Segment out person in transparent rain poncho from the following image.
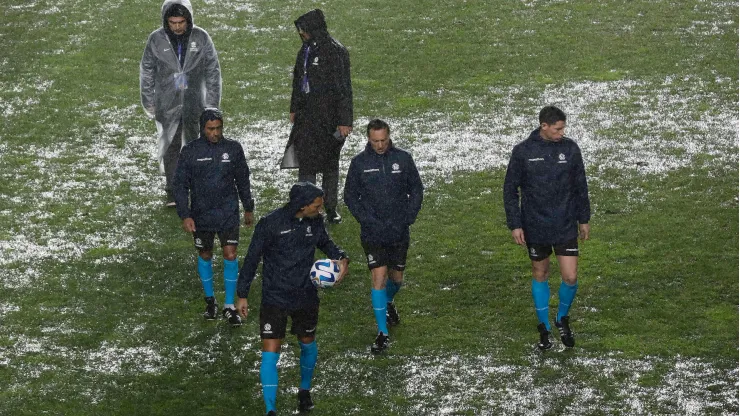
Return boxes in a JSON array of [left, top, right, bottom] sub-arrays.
[[140, 0, 222, 207]]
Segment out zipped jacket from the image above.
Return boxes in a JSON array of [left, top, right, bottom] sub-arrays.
[[140, 0, 222, 162], [287, 9, 353, 173], [173, 136, 254, 231], [238, 183, 347, 310], [344, 142, 424, 245], [503, 128, 591, 244]]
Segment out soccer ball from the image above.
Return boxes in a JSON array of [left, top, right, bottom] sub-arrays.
[[310, 259, 340, 288]]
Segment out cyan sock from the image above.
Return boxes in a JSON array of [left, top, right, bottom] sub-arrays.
[[260, 351, 280, 413], [198, 257, 214, 298], [531, 279, 551, 330], [299, 341, 318, 390], [557, 280, 578, 323], [371, 288, 389, 335], [223, 258, 238, 306], [386, 279, 402, 302]]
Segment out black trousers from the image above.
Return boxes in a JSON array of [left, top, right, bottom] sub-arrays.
[[163, 121, 198, 194], [298, 157, 339, 212]]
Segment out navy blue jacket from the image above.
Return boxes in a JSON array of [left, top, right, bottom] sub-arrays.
[[503, 128, 591, 244], [173, 136, 254, 231], [344, 142, 424, 245], [238, 184, 347, 310]]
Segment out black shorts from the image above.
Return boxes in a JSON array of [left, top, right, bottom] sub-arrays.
[[527, 239, 579, 261], [259, 303, 319, 339], [193, 226, 240, 251], [361, 241, 409, 271]]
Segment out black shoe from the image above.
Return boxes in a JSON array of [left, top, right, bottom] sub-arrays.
[[266, 411, 277, 416], [555, 316, 575, 347], [386, 302, 400, 327], [203, 297, 218, 320], [537, 323, 553, 351], [165, 191, 176, 208], [325, 209, 342, 224], [371, 332, 389, 354], [222, 307, 242, 327], [298, 389, 314, 412]]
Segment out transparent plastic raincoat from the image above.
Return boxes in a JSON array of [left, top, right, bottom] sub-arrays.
[[139, 0, 221, 172]]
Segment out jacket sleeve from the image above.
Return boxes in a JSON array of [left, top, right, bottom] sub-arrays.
[[331, 44, 353, 127], [572, 145, 591, 224], [140, 34, 157, 118], [503, 146, 524, 230], [234, 144, 254, 212], [173, 145, 192, 220], [238, 220, 266, 298], [343, 158, 376, 226], [405, 154, 424, 225], [316, 222, 347, 260], [290, 49, 302, 114], [202, 32, 222, 108]]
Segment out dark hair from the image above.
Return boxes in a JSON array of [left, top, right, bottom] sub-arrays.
[[199, 108, 223, 133], [539, 106, 566, 125], [366, 119, 391, 137], [165, 4, 189, 19]]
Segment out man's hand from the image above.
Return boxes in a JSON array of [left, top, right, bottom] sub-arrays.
[[237, 297, 249, 319], [182, 218, 196, 233], [338, 125, 352, 138], [290, 112, 295, 124], [579, 223, 590, 241], [244, 211, 254, 227], [333, 258, 350, 285], [511, 228, 526, 246]]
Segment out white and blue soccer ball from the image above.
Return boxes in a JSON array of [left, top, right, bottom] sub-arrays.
[[310, 259, 340, 288]]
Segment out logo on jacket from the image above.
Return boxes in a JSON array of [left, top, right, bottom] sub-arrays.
[[222, 153, 230, 162], [305, 226, 313, 236], [312, 57, 319, 65], [392, 163, 401, 173], [189, 41, 198, 52], [558, 153, 567, 164]]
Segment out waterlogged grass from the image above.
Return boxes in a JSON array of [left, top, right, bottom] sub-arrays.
[[1, 0, 738, 414]]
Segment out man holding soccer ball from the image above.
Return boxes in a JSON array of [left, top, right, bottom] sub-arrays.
[[344, 119, 424, 354], [503, 106, 591, 350], [237, 181, 349, 415]]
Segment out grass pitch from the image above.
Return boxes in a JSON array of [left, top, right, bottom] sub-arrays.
[[0, 0, 737, 415]]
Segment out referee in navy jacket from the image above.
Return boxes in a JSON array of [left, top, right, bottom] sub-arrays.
[[237, 182, 348, 414], [503, 105, 591, 351], [344, 119, 424, 354], [173, 108, 254, 326]]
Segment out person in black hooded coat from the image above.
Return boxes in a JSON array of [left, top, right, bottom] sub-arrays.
[[286, 9, 353, 224]]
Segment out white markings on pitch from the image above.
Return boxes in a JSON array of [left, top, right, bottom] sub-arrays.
[[0, 77, 736, 278], [400, 353, 737, 415]]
